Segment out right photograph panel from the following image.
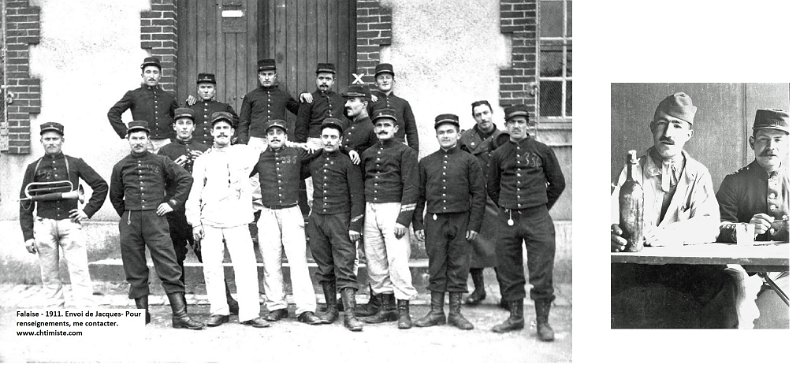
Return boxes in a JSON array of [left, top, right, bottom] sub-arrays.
[[609, 83, 789, 329]]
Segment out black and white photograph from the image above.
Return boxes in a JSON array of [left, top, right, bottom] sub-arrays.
[[609, 83, 789, 329], [0, 0, 572, 364]]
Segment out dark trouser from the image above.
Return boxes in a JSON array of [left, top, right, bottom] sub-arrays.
[[496, 205, 555, 303], [119, 210, 185, 299], [611, 263, 738, 328], [424, 211, 471, 293], [298, 181, 310, 218], [166, 210, 198, 284], [306, 211, 358, 291]]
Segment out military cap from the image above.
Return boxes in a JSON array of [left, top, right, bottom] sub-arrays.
[[321, 117, 344, 134], [197, 73, 216, 84], [753, 108, 789, 134], [375, 63, 394, 77], [210, 111, 235, 127], [127, 120, 151, 134], [174, 107, 195, 122], [434, 113, 460, 130], [140, 56, 161, 70], [654, 92, 697, 124], [257, 59, 277, 72], [316, 63, 336, 75], [372, 108, 398, 124], [342, 84, 371, 99], [39, 122, 64, 135], [504, 105, 530, 122], [266, 119, 288, 132]]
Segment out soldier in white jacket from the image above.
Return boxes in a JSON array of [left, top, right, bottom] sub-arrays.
[[185, 111, 270, 328]]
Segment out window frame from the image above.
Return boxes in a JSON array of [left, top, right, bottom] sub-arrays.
[[536, 0, 572, 126]]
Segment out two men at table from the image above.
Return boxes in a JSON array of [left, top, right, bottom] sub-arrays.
[[610, 92, 749, 328]]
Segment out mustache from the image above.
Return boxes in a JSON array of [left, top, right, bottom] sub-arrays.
[[659, 138, 675, 145], [759, 150, 777, 157]]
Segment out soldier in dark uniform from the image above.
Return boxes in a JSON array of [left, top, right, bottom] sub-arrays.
[[19, 122, 108, 308], [156, 108, 239, 314], [413, 114, 486, 330], [487, 105, 565, 340], [458, 100, 508, 308], [239, 59, 303, 147], [108, 56, 179, 153], [295, 63, 345, 149], [360, 108, 419, 329], [109, 120, 204, 329], [186, 73, 239, 146], [305, 118, 366, 331], [716, 108, 790, 328], [342, 84, 378, 164], [367, 63, 419, 151]]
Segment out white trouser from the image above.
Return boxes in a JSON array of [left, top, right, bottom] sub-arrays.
[[147, 138, 172, 153], [33, 217, 94, 307], [257, 206, 317, 314], [362, 202, 417, 300], [725, 264, 763, 329], [201, 225, 261, 321]]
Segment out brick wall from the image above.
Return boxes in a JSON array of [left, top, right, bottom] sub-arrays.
[[140, 0, 178, 92], [2, 0, 41, 154], [499, 0, 535, 111], [355, 0, 392, 85]]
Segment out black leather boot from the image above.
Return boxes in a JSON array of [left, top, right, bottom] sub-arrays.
[[464, 269, 486, 306], [413, 291, 446, 327], [362, 293, 398, 324], [167, 292, 205, 330], [225, 283, 239, 315], [447, 292, 474, 330], [491, 299, 524, 333], [397, 299, 411, 329], [318, 282, 338, 324], [134, 295, 150, 324], [354, 289, 381, 317], [534, 299, 555, 341], [341, 288, 363, 332]]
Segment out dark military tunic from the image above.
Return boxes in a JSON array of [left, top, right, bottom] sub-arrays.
[[342, 115, 377, 157], [238, 84, 301, 144], [368, 91, 419, 151], [19, 153, 108, 241], [188, 100, 238, 146], [108, 85, 179, 140], [716, 161, 789, 242], [295, 90, 345, 142], [361, 138, 419, 227], [253, 146, 316, 209]]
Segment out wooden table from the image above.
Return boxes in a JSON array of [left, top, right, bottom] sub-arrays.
[[611, 241, 789, 272], [612, 241, 790, 305]]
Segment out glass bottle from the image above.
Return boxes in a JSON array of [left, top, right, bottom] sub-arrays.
[[619, 150, 644, 252]]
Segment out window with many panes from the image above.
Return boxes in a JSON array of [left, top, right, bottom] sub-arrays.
[[538, 0, 571, 125]]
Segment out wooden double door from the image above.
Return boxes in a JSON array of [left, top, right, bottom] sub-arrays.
[[176, 0, 356, 114]]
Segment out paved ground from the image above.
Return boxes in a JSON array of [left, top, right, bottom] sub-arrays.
[[0, 282, 571, 364]]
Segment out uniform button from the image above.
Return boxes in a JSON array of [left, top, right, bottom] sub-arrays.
[[517, 173, 521, 177], [443, 199, 447, 203], [769, 193, 777, 199], [443, 193, 446, 197]]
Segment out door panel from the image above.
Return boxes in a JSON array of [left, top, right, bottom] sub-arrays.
[[177, 0, 355, 114]]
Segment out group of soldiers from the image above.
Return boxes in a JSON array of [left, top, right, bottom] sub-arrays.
[[610, 92, 790, 328], [19, 55, 566, 340]]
